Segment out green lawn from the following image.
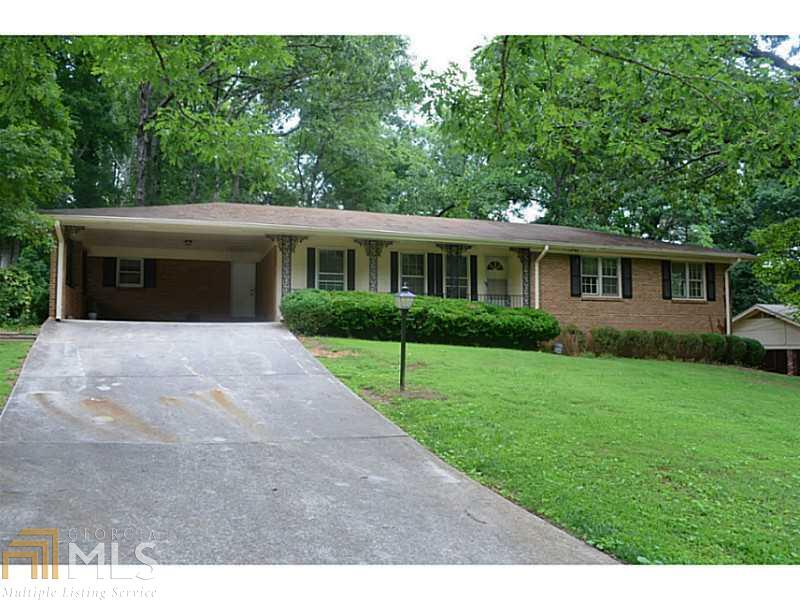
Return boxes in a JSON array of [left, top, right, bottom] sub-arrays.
[[305, 337, 800, 565], [0, 341, 32, 410]]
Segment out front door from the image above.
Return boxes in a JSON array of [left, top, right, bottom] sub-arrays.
[[230, 262, 256, 319]]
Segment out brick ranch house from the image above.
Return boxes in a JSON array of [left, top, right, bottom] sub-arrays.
[[45, 203, 752, 334]]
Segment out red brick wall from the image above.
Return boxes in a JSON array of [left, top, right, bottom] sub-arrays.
[[85, 257, 231, 321], [538, 253, 727, 333]]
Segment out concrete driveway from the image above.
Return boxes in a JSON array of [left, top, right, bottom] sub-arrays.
[[0, 320, 613, 564]]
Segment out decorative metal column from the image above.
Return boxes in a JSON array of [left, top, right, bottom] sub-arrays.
[[511, 248, 532, 307], [268, 235, 307, 299], [354, 239, 393, 292]]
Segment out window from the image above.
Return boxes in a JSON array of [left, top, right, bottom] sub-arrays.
[[671, 262, 705, 300], [445, 254, 468, 299], [581, 257, 620, 297], [400, 253, 425, 295], [318, 249, 345, 291], [117, 258, 144, 288]]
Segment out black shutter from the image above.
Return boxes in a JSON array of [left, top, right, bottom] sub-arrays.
[[306, 247, 316, 289], [102, 257, 116, 287], [143, 259, 157, 288], [569, 255, 581, 297], [427, 253, 443, 296], [390, 251, 399, 293], [66, 239, 75, 288], [469, 255, 478, 301], [621, 257, 633, 299], [706, 263, 716, 301], [661, 260, 672, 300], [347, 249, 355, 291]]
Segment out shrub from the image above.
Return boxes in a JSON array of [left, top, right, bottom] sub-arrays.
[[675, 333, 705, 361], [557, 324, 588, 356], [581, 325, 766, 369], [623, 330, 657, 359], [652, 330, 678, 358], [281, 289, 561, 350], [725, 335, 749, 366], [700, 333, 727, 363], [590, 326, 622, 355], [742, 337, 766, 368], [0, 267, 34, 325]]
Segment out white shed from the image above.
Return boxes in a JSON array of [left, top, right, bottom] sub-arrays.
[[732, 304, 800, 375]]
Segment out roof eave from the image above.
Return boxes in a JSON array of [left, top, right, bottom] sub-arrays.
[[51, 213, 753, 262]]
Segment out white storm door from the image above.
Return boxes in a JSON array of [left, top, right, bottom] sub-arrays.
[[231, 262, 256, 318]]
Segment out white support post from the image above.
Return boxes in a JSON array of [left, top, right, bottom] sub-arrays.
[[533, 245, 550, 309], [54, 221, 65, 321]]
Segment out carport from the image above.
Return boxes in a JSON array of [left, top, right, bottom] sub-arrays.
[[52, 222, 280, 322]]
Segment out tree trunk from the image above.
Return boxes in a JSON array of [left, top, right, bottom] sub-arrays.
[[135, 82, 153, 206], [148, 132, 161, 205]]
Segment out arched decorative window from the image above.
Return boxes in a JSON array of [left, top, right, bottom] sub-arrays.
[[486, 260, 505, 272]]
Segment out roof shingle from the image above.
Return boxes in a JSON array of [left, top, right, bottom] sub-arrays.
[[45, 202, 752, 260]]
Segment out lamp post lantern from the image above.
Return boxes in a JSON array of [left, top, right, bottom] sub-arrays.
[[394, 285, 416, 390]]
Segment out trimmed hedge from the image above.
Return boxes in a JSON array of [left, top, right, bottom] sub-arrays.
[[281, 289, 561, 350], [587, 326, 765, 368]]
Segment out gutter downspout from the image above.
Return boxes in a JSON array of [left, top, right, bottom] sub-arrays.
[[54, 221, 65, 321], [724, 259, 741, 336], [534, 245, 550, 309]]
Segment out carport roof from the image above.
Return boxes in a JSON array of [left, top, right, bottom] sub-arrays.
[[46, 202, 752, 261]]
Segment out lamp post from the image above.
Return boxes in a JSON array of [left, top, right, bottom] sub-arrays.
[[394, 285, 416, 390]]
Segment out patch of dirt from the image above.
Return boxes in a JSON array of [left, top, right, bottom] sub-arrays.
[[302, 338, 359, 359], [407, 361, 428, 371], [359, 385, 447, 405]]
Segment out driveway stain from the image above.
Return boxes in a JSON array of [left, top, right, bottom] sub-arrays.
[[158, 395, 183, 407], [191, 387, 264, 436], [80, 397, 177, 443]]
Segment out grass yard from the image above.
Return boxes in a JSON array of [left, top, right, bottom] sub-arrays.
[[0, 341, 32, 410], [305, 336, 800, 565]]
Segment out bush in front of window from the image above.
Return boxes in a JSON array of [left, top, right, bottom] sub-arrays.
[[280, 289, 561, 350], [588, 326, 622, 355], [587, 326, 765, 368]]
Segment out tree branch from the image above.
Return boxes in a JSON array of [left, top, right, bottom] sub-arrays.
[[495, 35, 511, 135], [742, 45, 800, 73], [562, 35, 724, 112]]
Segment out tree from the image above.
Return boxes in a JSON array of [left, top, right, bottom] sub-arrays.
[[0, 36, 73, 244], [752, 218, 800, 313], [83, 36, 293, 205], [437, 36, 800, 243]]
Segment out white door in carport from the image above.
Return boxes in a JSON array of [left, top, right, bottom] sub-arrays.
[[230, 262, 256, 318]]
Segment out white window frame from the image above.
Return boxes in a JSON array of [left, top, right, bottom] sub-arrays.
[[671, 261, 706, 300], [399, 252, 426, 295], [116, 257, 144, 288], [581, 256, 621, 298], [316, 248, 347, 291]]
